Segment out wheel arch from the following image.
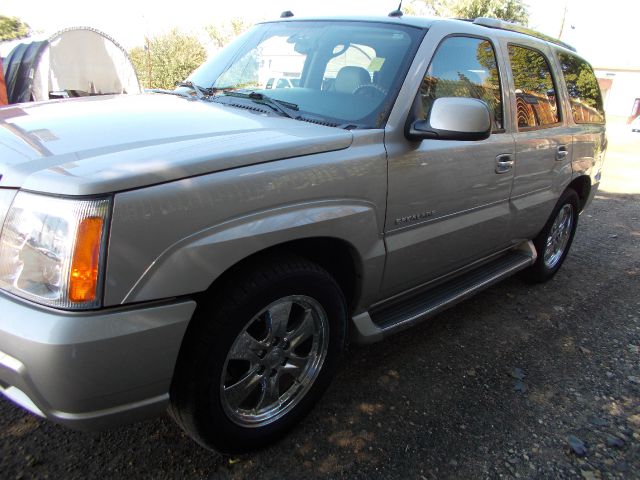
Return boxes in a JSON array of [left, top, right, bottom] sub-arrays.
[[196, 237, 363, 313], [568, 175, 591, 212]]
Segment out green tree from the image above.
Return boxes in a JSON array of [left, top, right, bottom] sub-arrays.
[[205, 18, 251, 49], [0, 15, 30, 41], [129, 29, 207, 90], [557, 52, 601, 109], [508, 44, 554, 94], [419, 0, 529, 25]]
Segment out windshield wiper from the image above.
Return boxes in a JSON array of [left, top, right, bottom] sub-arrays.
[[221, 91, 299, 119], [176, 81, 217, 99], [147, 88, 192, 98]]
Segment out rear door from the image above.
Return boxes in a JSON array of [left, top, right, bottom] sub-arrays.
[[502, 41, 574, 240]]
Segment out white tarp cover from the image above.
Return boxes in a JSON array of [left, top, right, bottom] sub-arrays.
[[31, 28, 140, 101]]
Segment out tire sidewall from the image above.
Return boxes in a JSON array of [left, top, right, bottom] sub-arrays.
[[188, 267, 346, 452], [530, 189, 580, 281]]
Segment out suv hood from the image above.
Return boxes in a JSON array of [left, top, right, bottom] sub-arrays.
[[0, 94, 353, 195]]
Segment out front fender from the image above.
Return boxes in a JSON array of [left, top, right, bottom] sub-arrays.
[[121, 201, 385, 305]]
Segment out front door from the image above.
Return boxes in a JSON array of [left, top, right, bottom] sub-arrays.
[[382, 35, 515, 297]]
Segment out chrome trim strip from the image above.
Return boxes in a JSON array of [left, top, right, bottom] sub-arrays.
[[386, 198, 507, 234]]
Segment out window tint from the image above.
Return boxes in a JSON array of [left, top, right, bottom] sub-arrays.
[[420, 36, 503, 131], [508, 45, 560, 129], [556, 52, 605, 124]]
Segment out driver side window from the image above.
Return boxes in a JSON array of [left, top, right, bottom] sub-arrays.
[[420, 36, 504, 132]]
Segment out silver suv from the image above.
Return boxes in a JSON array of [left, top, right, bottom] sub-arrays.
[[0, 14, 606, 453]]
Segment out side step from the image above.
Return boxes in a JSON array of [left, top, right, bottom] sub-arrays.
[[351, 241, 537, 344]]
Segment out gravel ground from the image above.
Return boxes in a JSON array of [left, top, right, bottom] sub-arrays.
[[1, 128, 638, 479]]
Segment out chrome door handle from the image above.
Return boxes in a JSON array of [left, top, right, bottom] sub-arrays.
[[556, 145, 569, 160], [495, 154, 514, 174]]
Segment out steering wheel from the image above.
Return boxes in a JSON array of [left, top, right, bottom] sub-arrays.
[[353, 84, 387, 98]]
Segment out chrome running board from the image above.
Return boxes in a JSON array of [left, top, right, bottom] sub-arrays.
[[351, 241, 537, 344]]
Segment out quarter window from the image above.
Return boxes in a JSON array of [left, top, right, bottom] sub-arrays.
[[420, 36, 503, 131], [508, 45, 560, 129], [556, 52, 605, 124]]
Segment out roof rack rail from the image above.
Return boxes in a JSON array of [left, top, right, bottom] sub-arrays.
[[473, 17, 577, 52]]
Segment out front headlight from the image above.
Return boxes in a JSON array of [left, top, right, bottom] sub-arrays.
[[0, 192, 111, 309]]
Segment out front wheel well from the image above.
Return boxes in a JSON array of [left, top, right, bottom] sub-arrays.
[[198, 237, 361, 313]]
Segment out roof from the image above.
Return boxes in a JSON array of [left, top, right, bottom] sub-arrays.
[[264, 15, 576, 52], [259, 15, 437, 29]]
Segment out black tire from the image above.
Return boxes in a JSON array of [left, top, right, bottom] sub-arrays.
[[169, 254, 347, 454], [523, 188, 580, 283]]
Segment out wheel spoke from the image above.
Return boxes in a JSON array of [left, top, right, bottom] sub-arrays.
[[220, 294, 330, 427], [256, 374, 281, 411], [282, 354, 309, 377], [227, 331, 265, 362], [267, 301, 292, 341], [543, 204, 574, 269], [288, 310, 315, 349], [224, 370, 263, 408]]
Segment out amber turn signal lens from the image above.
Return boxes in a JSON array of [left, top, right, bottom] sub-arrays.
[[69, 217, 104, 303]]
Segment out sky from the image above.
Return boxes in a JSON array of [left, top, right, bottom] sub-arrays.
[[2, 0, 638, 69]]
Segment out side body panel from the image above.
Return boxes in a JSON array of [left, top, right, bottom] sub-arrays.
[[547, 47, 606, 206], [105, 131, 387, 313], [381, 23, 516, 297], [569, 122, 606, 201]]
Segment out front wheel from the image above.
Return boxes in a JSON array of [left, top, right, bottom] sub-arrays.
[[524, 188, 580, 282], [169, 255, 347, 453]]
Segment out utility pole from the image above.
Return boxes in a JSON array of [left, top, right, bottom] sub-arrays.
[[145, 36, 151, 89]]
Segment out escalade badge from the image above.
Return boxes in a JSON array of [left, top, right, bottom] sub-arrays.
[[395, 210, 435, 225]]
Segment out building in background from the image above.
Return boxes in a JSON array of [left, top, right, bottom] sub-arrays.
[[594, 66, 640, 122]]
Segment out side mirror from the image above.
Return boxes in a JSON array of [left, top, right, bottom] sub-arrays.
[[406, 97, 492, 141]]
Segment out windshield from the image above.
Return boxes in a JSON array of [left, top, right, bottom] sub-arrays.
[[188, 20, 424, 128]]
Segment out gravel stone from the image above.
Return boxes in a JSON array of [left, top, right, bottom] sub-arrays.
[[567, 435, 588, 457]]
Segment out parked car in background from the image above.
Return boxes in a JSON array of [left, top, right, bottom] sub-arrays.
[[0, 13, 606, 454], [265, 76, 300, 89]]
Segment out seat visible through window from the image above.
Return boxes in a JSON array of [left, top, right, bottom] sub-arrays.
[[333, 66, 371, 93]]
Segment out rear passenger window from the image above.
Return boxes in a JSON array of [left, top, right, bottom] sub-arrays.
[[556, 52, 605, 124], [420, 36, 503, 131], [508, 45, 560, 129]]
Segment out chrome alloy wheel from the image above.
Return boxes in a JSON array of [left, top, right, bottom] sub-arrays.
[[543, 204, 574, 269], [220, 295, 329, 427]]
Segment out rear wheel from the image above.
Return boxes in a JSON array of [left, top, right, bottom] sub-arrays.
[[524, 188, 580, 282], [169, 255, 347, 453]]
